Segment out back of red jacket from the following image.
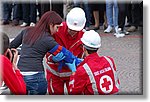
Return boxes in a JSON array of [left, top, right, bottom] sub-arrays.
[[0, 55, 26, 95], [69, 53, 120, 95]]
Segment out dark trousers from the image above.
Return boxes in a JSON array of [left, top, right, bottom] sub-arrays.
[[12, 3, 22, 21], [22, 3, 37, 24], [2, 2, 12, 21], [118, 3, 128, 31], [130, 2, 143, 28], [40, 3, 50, 18], [52, 3, 64, 18]]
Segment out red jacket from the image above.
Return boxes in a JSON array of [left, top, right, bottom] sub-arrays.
[[69, 53, 120, 95], [0, 55, 26, 95], [46, 22, 84, 77]]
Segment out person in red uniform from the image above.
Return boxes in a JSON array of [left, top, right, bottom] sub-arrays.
[[69, 30, 120, 95], [45, 7, 86, 94], [0, 32, 26, 95]]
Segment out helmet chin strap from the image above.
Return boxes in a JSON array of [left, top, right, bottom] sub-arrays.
[[83, 44, 98, 51], [84, 49, 89, 57]]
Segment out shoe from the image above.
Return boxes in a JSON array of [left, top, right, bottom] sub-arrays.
[[114, 33, 125, 38], [20, 22, 28, 27], [117, 28, 130, 35], [104, 25, 112, 33], [12, 20, 19, 26], [123, 30, 129, 35], [91, 26, 99, 30], [114, 28, 125, 37], [30, 22, 35, 26], [1, 20, 9, 25], [114, 28, 121, 36], [103, 24, 107, 30], [127, 26, 136, 32]]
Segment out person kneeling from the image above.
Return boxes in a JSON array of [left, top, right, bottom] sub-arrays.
[[69, 30, 120, 95]]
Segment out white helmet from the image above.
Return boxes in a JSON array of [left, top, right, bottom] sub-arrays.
[[66, 7, 86, 31], [81, 30, 101, 50]]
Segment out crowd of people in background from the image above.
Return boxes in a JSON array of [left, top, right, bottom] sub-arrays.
[[1, 0, 143, 37]]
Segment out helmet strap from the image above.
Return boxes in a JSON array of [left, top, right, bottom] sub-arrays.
[[83, 44, 98, 51]]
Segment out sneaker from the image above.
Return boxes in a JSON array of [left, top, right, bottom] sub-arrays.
[[20, 22, 28, 27], [117, 28, 129, 35], [123, 30, 129, 35], [114, 28, 125, 38], [104, 25, 112, 33], [115, 32, 125, 38], [30, 22, 35, 26], [127, 26, 136, 32]]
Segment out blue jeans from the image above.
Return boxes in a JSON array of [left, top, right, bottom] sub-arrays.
[[106, 0, 118, 27], [23, 71, 47, 95]]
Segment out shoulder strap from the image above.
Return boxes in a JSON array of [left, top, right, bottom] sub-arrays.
[[83, 63, 99, 95]]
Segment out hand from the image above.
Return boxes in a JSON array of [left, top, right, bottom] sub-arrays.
[[10, 48, 19, 70], [5, 49, 13, 61], [52, 52, 65, 62], [11, 48, 18, 64], [75, 58, 83, 66], [65, 59, 76, 72]]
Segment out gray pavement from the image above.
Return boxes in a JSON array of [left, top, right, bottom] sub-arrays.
[[1, 24, 143, 95]]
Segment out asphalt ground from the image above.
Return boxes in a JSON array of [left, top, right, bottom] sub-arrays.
[[1, 23, 143, 95]]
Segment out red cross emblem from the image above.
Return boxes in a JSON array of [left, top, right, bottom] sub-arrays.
[[100, 75, 113, 93], [102, 78, 111, 91]]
